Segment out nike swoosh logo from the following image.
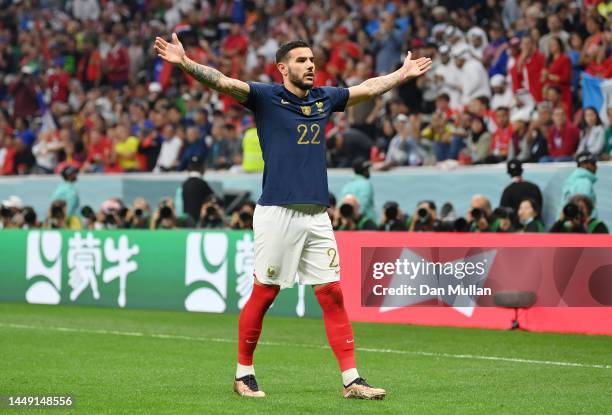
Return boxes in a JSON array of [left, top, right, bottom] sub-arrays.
[[346, 339, 354, 343], [281, 99, 290, 104]]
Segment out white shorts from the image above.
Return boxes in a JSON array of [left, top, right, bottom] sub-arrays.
[[253, 204, 341, 289]]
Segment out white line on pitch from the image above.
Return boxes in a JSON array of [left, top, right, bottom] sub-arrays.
[[2, 323, 610, 370]]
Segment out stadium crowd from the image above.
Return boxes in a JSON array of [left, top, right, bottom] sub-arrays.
[[0, 0, 611, 176]]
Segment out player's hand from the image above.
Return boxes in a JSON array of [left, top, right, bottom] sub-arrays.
[[154, 33, 186, 65], [401, 52, 432, 80]]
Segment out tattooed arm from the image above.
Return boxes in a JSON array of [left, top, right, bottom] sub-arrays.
[[154, 33, 249, 103], [347, 52, 432, 107]]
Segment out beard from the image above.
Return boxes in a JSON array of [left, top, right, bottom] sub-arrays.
[[288, 69, 314, 91]]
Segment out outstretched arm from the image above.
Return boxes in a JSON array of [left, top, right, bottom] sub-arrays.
[[347, 52, 432, 107], [154, 33, 249, 103]]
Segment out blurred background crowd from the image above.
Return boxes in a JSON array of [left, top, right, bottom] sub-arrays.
[[0, 0, 610, 234], [0, 0, 611, 176]]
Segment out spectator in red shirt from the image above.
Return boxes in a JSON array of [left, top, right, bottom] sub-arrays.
[[76, 40, 103, 89], [313, 48, 334, 86], [510, 36, 546, 102], [9, 68, 39, 120], [84, 129, 112, 173], [223, 24, 248, 56], [486, 106, 513, 163], [579, 15, 604, 68], [106, 35, 130, 88], [329, 26, 362, 75], [542, 37, 572, 115], [541, 107, 579, 162], [47, 60, 70, 103]]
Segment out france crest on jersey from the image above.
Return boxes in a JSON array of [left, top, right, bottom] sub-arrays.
[[242, 82, 349, 207]]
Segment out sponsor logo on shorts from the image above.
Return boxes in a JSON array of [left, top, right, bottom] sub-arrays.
[[267, 266, 277, 277]]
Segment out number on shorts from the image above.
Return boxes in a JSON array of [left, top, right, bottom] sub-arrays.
[[327, 248, 339, 268]]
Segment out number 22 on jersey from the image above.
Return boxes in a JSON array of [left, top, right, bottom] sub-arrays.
[[297, 123, 321, 145]]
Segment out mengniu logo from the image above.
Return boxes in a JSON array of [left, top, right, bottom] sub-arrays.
[[184, 232, 229, 313], [26, 231, 62, 305]]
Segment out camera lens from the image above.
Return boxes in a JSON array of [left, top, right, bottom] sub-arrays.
[[471, 208, 483, 220], [339, 203, 354, 218], [385, 205, 398, 220], [417, 208, 428, 218], [24, 210, 36, 224], [51, 205, 64, 218], [239, 211, 252, 223], [134, 208, 143, 217], [160, 206, 173, 219], [206, 206, 216, 216], [563, 203, 580, 220], [81, 206, 94, 218]]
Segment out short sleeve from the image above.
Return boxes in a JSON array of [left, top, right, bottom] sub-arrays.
[[321, 86, 350, 113], [242, 81, 270, 112]]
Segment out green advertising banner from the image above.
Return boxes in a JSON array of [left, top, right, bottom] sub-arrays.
[[0, 230, 322, 318]]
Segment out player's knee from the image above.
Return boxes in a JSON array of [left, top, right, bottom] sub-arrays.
[[314, 281, 344, 308]]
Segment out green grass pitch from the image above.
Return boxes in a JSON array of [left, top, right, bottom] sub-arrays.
[[1, 302, 611, 414]]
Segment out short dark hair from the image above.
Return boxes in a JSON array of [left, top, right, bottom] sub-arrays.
[[475, 95, 490, 109], [276, 40, 311, 63], [418, 200, 437, 211], [570, 194, 594, 216]]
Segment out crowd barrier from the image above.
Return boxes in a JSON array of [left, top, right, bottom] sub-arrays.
[[1, 230, 610, 335]]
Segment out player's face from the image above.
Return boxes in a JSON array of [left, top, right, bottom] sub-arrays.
[[282, 47, 315, 90]]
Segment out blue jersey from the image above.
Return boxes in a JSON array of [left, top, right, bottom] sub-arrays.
[[242, 82, 349, 206]]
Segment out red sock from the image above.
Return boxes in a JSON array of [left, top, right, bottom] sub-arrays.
[[237, 281, 280, 366], [315, 281, 356, 371]]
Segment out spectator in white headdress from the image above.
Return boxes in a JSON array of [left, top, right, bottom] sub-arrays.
[[467, 27, 489, 61], [490, 74, 513, 110], [453, 44, 491, 106]]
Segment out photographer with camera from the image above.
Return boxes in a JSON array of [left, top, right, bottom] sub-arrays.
[[335, 194, 377, 231], [80, 205, 99, 229], [230, 201, 256, 230], [129, 197, 151, 229], [550, 200, 586, 233], [151, 197, 180, 230], [466, 194, 493, 232], [96, 198, 132, 229], [198, 194, 227, 229], [18, 206, 39, 229], [379, 201, 408, 231], [0, 196, 23, 229], [489, 206, 515, 232], [408, 200, 439, 232], [44, 199, 80, 229], [552, 194, 609, 234]]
